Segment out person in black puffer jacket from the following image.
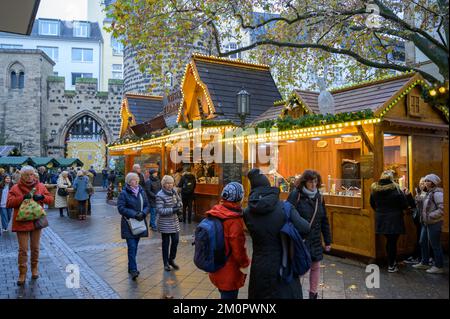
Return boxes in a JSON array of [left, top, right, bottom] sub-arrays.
[[244, 168, 310, 299], [287, 170, 331, 299], [370, 170, 409, 273], [145, 169, 162, 231]]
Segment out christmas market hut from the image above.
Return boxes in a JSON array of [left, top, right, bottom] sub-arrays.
[[249, 71, 449, 260]]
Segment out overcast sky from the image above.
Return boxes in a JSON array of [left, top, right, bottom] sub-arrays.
[[36, 0, 87, 20]]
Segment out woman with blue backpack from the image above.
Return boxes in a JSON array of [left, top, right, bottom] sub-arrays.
[[204, 182, 250, 299], [287, 170, 331, 299], [244, 168, 310, 299]]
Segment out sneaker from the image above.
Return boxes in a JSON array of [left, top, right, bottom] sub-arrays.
[[403, 256, 419, 264], [164, 264, 171, 272], [388, 265, 399, 273], [130, 271, 139, 280], [426, 266, 444, 274], [2, 229, 8, 233], [412, 263, 430, 270], [168, 260, 179, 270]]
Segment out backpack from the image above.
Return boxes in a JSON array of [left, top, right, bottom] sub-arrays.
[[181, 175, 195, 195], [279, 201, 312, 283], [193, 216, 229, 273]]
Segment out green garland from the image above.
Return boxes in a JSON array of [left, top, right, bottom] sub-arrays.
[[420, 84, 449, 122], [253, 109, 374, 131]]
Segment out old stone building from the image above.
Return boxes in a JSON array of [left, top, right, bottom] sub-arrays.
[[0, 49, 123, 170]]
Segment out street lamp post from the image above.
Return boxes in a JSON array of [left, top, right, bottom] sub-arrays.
[[237, 88, 250, 127]]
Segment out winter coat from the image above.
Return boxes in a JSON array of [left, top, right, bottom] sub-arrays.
[[6, 181, 53, 232], [421, 187, 444, 225], [145, 176, 161, 208], [207, 202, 250, 291], [117, 184, 149, 239], [55, 175, 71, 208], [178, 173, 196, 198], [133, 171, 146, 190], [287, 188, 331, 262], [73, 176, 89, 201], [370, 179, 409, 234], [0, 182, 13, 208], [156, 188, 182, 233], [243, 186, 310, 299]]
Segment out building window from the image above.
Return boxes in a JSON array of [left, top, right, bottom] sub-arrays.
[[408, 94, 421, 117], [112, 64, 123, 79], [71, 72, 93, 85], [73, 22, 90, 37], [18, 72, 24, 89], [10, 71, 17, 88], [0, 44, 23, 49], [39, 20, 59, 36], [72, 48, 93, 62], [8, 62, 25, 89], [223, 42, 241, 59], [111, 36, 124, 55], [37, 46, 59, 62], [164, 71, 173, 88]]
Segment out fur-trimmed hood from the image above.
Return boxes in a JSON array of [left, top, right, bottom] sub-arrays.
[[371, 180, 399, 193]]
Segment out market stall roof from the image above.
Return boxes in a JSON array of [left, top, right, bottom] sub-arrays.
[[190, 54, 282, 125], [30, 157, 59, 168], [0, 145, 19, 157], [55, 158, 84, 167], [125, 93, 164, 125], [131, 115, 167, 137], [0, 156, 32, 166]]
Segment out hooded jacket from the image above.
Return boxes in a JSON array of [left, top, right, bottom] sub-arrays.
[[207, 201, 250, 291], [244, 186, 310, 299], [370, 179, 409, 234], [421, 187, 444, 225]]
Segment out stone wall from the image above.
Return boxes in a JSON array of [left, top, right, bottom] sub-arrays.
[[45, 79, 124, 157], [0, 49, 54, 156]]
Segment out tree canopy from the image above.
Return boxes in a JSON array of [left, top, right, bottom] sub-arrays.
[[107, 0, 449, 94]]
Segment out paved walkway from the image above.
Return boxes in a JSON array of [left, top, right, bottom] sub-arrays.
[[1, 190, 448, 299]]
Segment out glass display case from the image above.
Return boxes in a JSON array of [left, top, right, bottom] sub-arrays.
[[323, 176, 362, 197]]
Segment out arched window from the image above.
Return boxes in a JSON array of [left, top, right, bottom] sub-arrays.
[[10, 71, 17, 89], [165, 71, 173, 88], [18, 72, 24, 89]]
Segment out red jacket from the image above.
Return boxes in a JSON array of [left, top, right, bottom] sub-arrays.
[[207, 201, 250, 291], [7, 182, 53, 232]]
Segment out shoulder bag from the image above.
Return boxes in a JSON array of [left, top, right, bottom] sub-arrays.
[[127, 193, 147, 236]]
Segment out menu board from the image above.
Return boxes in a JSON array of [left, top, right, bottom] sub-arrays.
[[360, 154, 374, 179]]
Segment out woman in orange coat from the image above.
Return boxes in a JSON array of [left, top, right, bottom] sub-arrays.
[[7, 166, 53, 286], [207, 182, 250, 299]]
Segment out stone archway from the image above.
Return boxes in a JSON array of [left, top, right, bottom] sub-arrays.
[[59, 111, 113, 172]]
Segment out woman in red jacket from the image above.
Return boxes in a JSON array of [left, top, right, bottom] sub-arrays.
[[7, 166, 53, 286], [207, 182, 250, 299]]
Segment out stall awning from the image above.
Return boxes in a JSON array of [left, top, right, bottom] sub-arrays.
[[0, 0, 40, 35], [30, 157, 59, 168], [55, 158, 84, 167], [384, 118, 449, 131], [0, 156, 32, 166]]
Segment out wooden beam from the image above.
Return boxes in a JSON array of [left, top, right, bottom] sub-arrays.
[[357, 125, 374, 153]]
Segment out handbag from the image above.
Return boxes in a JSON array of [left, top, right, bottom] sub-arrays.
[[16, 188, 47, 222], [34, 215, 49, 229], [58, 187, 68, 196], [126, 193, 147, 236]]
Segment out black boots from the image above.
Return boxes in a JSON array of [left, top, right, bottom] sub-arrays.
[[164, 264, 171, 271], [169, 260, 179, 270]]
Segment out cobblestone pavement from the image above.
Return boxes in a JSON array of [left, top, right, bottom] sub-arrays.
[[1, 190, 448, 299]]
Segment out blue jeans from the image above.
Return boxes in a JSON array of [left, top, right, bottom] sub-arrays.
[[0, 207, 12, 230], [219, 289, 239, 299], [149, 207, 157, 229], [126, 238, 140, 272], [102, 178, 108, 189], [161, 232, 179, 265], [420, 221, 444, 268]]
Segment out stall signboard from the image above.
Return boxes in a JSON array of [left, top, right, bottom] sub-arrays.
[[360, 154, 374, 179]]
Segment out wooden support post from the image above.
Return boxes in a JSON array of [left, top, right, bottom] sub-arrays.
[[357, 125, 374, 153], [161, 144, 166, 176]]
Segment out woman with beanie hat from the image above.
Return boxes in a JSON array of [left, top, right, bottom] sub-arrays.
[[244, 168, 310, 299], [370, 170, 409, 273], [413, 173, 445, 274], [207, 182, 250, 299]]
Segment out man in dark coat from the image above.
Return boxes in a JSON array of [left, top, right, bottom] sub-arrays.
[[132, 164, 147, 190], [370, 170, 409, 273], [145, 168, 161, 231], [244, 168, 310, 299], [178, 167, 196, 223]]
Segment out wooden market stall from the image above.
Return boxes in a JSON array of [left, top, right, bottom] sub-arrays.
[[250, 72, 449, 261]]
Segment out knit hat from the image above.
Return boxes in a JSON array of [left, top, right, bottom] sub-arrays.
[[424, 174, 441, 186], [221, 182, 244, 203], [247, 168, 270, 189], [149, 168, 157, 175]]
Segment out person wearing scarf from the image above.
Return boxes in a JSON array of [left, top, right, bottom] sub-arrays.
[[6, 165, 53, 286], [206, 182, 250, 299]]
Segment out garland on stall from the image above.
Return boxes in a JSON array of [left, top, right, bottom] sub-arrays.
[[253, 109, 374, 131], [420, 84, 449, 122]]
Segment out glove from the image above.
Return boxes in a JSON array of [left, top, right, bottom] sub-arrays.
[[23, 193, 32, 200], [173, 207, 181, 215], [135, 212, 145, 221], [33, 194, 45, 201]]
